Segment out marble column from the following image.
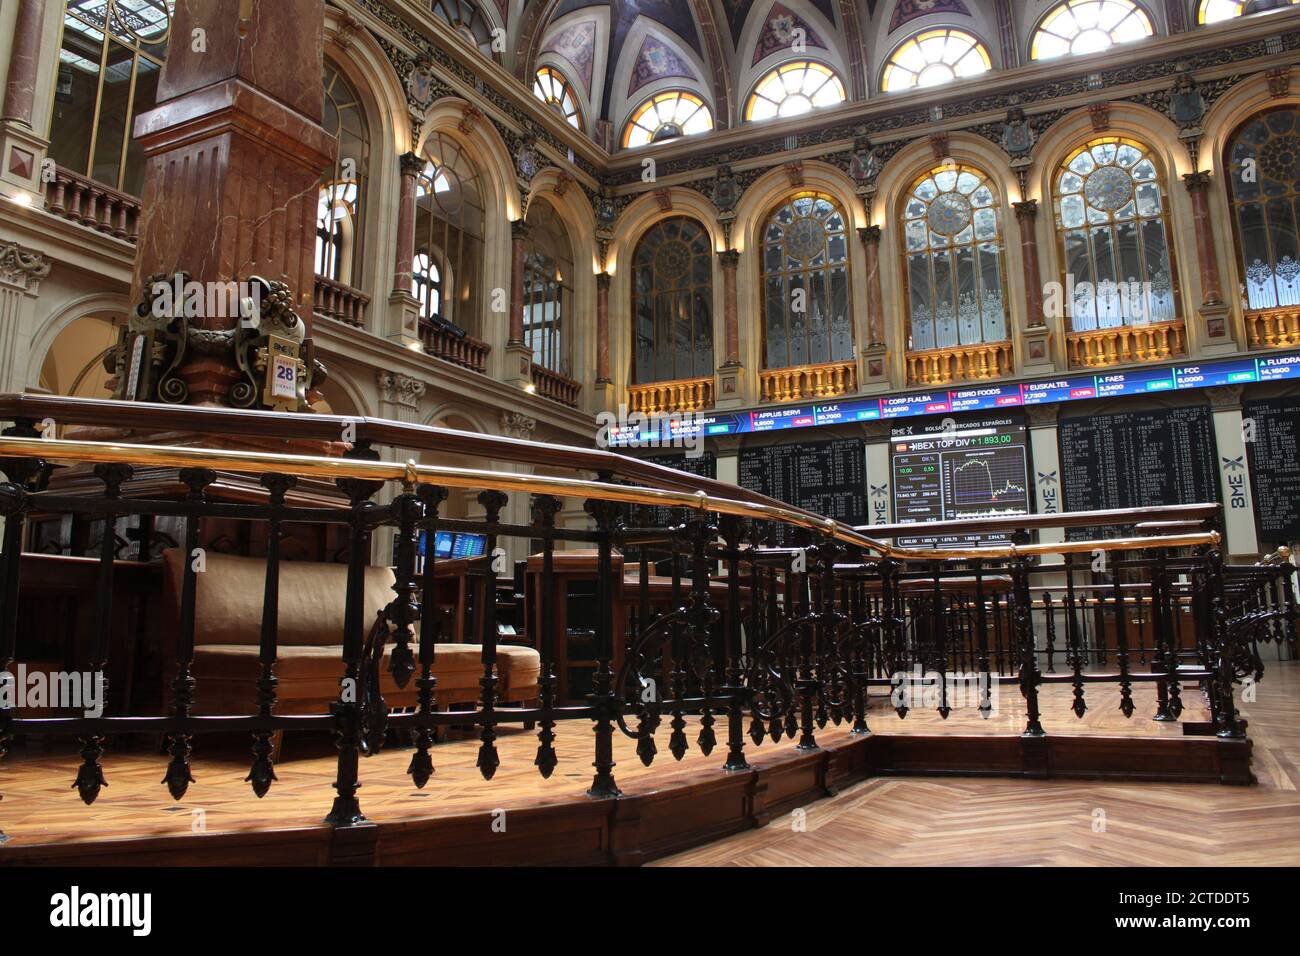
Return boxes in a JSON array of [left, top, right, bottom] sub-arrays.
[[0, 0, 48, 199], [392, 153, 422, 297], [130, 0, 336, 405], [857, 227, 885, 347], [1014, 201, 1045, 323], [1, 0, 44, 125], [719, 249, 740, 366], [1183, 171, 1224, 308], [595, 272, 611, 384], [509, 219, 528, 346]]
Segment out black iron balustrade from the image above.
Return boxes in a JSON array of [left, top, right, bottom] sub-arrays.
[[0, 427, 1296, 844]]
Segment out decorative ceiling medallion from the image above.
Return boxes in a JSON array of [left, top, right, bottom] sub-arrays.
[[1084, 164, 1135, 212], [785, 217, 827, 260], [926, 192, 973, 236]]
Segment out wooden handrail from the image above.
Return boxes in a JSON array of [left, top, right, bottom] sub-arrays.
[[855, 504, 1220, 539]]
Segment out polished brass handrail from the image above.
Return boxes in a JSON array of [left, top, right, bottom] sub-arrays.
[[0, 435, 1220, 562]]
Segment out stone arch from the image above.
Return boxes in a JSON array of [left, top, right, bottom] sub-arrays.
[[25, 291, 133, 394]]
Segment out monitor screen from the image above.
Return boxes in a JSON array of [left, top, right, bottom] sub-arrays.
[[451, 533, 487, 558]]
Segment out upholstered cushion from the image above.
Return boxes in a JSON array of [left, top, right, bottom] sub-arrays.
[[161, 548, 396, 648]]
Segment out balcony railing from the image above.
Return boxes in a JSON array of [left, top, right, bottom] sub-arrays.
[[43, 165, 140, 243], [1067, 320, 1185, 368], [1245, 308, 1300, 350], [907, 341, 1014, 386], [531, 363, 581, 407], [759, 360, 857, 404], [628, 376, 715, 415], [419, 321, 490, 373], [312, 275, 370, 328], [0, 394, 1291, 858]]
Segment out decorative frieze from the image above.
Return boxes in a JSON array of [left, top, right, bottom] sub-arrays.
[[499, 411, 537, 440], [377, 371, 426, 410], [0, 241, 50, 293]]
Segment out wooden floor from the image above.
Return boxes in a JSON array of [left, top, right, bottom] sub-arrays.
[[655, 664, 1300, 866], [0, 668, 1293, 863]]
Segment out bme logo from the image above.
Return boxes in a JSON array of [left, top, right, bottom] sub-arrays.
[[49, 886, 152, 936]]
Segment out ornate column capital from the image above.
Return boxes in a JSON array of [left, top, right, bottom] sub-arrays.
[[596, 271, 611, 291], [499, 411, 537, 440], [399, 151, 423, 177], [1026, 403, 1060, 428], [511, 218, 530, 242], [0, 240, 50, 293], [717, 248, 740, 268], [1013, 199, 1039, 221], [376, 371, 426, 410], [857, 225, 882, 246], [1182, 170, 1213, 193]]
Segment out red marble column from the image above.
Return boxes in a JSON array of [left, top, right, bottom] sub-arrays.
[[857, 226, 885, 347], [1, 0, 44, 125], [392, 152, 422, 296], [1014, 200, 1046, 324], [509, 219, 528, 345], [596, 272, 611, 383], [719, 249, 740, 366], [1183, 171, 1224, 307], [130, 0, 336, 404]]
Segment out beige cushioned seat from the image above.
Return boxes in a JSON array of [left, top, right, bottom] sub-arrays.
[[161, 549, 540, 715]]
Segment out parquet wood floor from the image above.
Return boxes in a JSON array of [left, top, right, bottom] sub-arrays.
[[653, 664, 1300, 866], [0, 669, 1293, 862]]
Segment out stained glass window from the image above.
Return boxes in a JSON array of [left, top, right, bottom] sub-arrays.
[[881, 29, 992, 92], [744, 61, 846, 122], [1053, 138, 1179, 331], [902, 165, 1008, 351], [316, 61, 370, 286], [523, 199, 574, 375], [1225, 108, 1300, 312], [1031, 0, 1155, 60], [431, 0, 500, 61], [1199, 0, 1298, 24], [623, 91, 713, 148], [49, 0, 172, 194], [632, 218, 715, 384], [415, 132, 485, 333], [760, 193, 854, 369], [533, 66, 582, 129]]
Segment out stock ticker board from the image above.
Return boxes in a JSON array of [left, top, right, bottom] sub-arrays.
[[628, 452, 717, 529], [1058, 405, 1220, 541], [890, 415, 1031, 549], [607, 352, 1300, 447], [1243, 397, 1300, 544], [738, 438, 866, 543]]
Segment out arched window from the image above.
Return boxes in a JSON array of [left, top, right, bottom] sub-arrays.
[[1199, 0, 1298, 23], [49, 0, 171, 194], [744, 61, 846, 122], [316, 62, 370, 286], [1031, 0, 1154, 60], [523, 200, 574, 376], [902, 164, 1008, 352], [881, 29, 992, 93], [1053, 138, 1178, 331], [760, 193, 853, 369], [623, 91, 714, 148], [632, 217, 714, 384], [431, 0, 501, 60], [415, 132, 485, 334], [533, 66, 582, 129], [1225, 108, 1300, 314], [411, 251, 442, 320]]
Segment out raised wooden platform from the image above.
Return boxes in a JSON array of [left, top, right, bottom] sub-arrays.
[[0, 682, 1258, 866]]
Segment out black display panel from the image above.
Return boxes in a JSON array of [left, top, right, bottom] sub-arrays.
[[889, 414, 1031, 549], [1244, 396, 1300, 544], [628, 453, 717, 529], [738, 438, 865, 542], [1058, 405, 1220, 540]]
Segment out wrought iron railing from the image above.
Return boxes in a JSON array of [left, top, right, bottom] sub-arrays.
[[0, 397, 1294, 842]]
